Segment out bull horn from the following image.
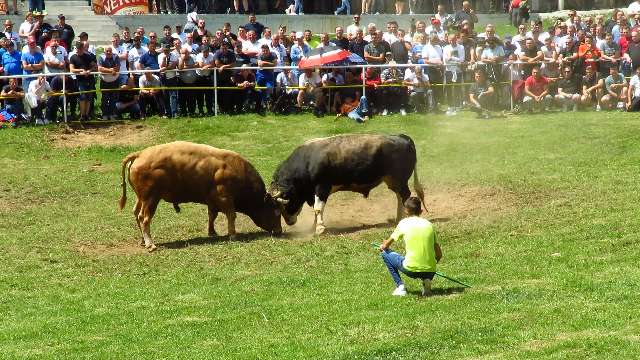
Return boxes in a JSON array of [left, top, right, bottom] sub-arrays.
[[275, 198, 289, 205]]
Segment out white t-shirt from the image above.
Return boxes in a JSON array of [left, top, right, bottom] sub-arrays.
[[111, 44, 128, 74], [421, 44, 443, 63], [322, 72, 344, 85], [404, 68, 429, 92], [128, 46, 148, 69], [27, 79, 51, 106], [139, 74, 161, 88], [276, 71, 298, 93], [631, 75, 640, 98], [19, 21, 32, 40], [43, 46, 67, 74], [443, 44, 465, 73], [158, 51, 179, 79], [298, 72, 322, 88], [195, 52, 215, 76], [629, 1, 640, 15], [382, 32, 399, 45]]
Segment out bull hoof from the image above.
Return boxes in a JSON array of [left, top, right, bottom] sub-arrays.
[[315, 225, 326, 236], [139, 239, 145, 247], [228, 234, 237, 241], [208, 232, 217, 239], [146, 243, 157, 252]]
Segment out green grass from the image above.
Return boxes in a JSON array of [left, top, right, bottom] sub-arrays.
[[2, 110, 640, 358]]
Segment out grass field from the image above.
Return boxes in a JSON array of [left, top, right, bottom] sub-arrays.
[[1, 110, 640, 359]]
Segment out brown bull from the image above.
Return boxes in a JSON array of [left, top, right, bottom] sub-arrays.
[[118, 141, 282, 251]]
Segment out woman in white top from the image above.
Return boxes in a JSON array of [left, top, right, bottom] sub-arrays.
[[18, 13, 34, 44]]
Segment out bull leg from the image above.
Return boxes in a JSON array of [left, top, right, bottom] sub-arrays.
[[133, 198, 144, 246], [208, 206, 219, 238], [141, 197, 160, 252], [396, 193, 404, 223], [313, 185, 331, 235], [225, 210, 237, 240]]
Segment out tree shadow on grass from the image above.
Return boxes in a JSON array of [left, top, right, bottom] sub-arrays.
[[407, 286, 467, 297], [159, 231, 269, 249], [322, 222, 393, 235]]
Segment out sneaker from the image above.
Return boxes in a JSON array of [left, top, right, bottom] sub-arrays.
[[381, 108, 388, 116], [392, 284, 407, 296], [617, 101, 625, 110], [596, 104, 602, 112], [42, 118, 50, 125], [400, 108, 407, 116], [35, 118, 44, 125], [421, 279, 432, 296], [362, 115, 369, 122]]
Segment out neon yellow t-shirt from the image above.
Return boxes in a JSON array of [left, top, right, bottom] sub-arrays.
[[390, 216, 437, 272]]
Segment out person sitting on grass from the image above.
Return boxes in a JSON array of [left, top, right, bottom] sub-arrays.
[[379, 196, 442, 297], [116, 76, 141, 120], [468, 69, 495, 119], [555, 66, 581, 112], [627, 66, 640, 111], [297, 67, 325, 117], [138, 69, 166, 119], [335, 94, 369, 123], [601, 66, 628, 110], [523, 65, 553, 112], [581, 65, 604, 110], [1, 78, 25, 120]]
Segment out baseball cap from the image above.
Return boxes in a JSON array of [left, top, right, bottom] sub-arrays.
[[504, 34, 513, 41], [431, 18, 441, 26], [58, 14, 65, 19], [295, 31, 303, 39]]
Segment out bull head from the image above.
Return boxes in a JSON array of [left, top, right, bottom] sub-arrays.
[[268, 187, 289, 205]]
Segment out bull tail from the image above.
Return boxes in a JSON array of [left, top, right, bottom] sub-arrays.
[[118, 152, 140, 211], [413, 163, 427, 213]]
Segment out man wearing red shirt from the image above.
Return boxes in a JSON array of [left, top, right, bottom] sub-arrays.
[[523, 66, 553, 112]]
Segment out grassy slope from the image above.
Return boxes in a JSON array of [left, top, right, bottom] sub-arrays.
[[1, 111, 639, 359]]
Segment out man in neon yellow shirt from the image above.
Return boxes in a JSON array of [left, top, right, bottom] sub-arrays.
[[379, 197, 442, 296]]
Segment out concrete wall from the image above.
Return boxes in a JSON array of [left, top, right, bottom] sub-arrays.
[[111, 13, 509, 34]]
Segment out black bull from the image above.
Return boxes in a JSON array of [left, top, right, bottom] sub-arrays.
[[269, 134, 425, 234]]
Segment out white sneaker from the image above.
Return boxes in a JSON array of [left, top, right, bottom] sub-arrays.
[[35, 118, 44, 125], [392, 284, 407, 296], [400, 108, 407, 116], [43, 118, 50, 125], [617, 101, 625, 110], [421, 279, 432, 296], [381, 109, 388, 116], [445, 108, 455, 116], [596, 104, 602, 112]]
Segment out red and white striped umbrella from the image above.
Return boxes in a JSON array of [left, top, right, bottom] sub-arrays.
[[298, 46, 353, 69]]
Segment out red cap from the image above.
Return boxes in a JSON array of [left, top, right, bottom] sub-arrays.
[[431, 18, 441, 26]]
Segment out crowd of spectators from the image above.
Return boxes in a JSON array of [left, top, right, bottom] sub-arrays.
[[4, 2, 640, 124]]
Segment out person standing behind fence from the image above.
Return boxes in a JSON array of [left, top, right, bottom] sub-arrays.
[[21, 36, 44, 89], [158, 42, 179, 118], [213, 40, 236, 114], [98, 46, 120, 121], [443, 33, 465, 116], [46, 74, 77, 123], [256, 44, 276, 115], [379, 60, 407, 116], [43, 37, 67, 75], [178, 47, 198, 117], [69, 41, 96, 122], [195, 45, 215, 116]]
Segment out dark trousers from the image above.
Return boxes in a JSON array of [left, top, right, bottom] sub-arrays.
[[139, 92, 165, 117], [629, 96, 640, 112], [179, 80, 197, 116], [381, 86, 408, 112], [101, 80, 120, 118], [217, 77, 234, 113], [162, 76, 179, 117], [197, 75, 214, 114]]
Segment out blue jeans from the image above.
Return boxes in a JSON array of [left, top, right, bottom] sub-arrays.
[[335, 0, 351, 14], [347, 95, 368, 123], [256, 71, 274, 105], [294, 0, 303, 14], [381, 249, 435, 286]]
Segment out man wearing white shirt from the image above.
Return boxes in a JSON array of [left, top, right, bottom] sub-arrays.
[[4, 20, 20, 49], [44, 38, 67, 74], [268, 34, 287, 78], [403, 65, 432, 112], [421, 32, 443, 110], [109, 33, 129, 85], [363, 23, 377, 42], [27, 76, 51, 124], [195, 45, 216, 115], [158, 42, 180, 118], [382, 21, 399, 45], [242, 30, 261, 65], [127, 36, 148, 76], [443, 34, 465, 115], [346, 15, 362, 40]]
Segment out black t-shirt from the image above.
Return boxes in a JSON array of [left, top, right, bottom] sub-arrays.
[[332, 37, 350, 50], [2, 85, 23, 105], [557, 76, 580, 94], [470, 81, 491, 98], [70, 52, 96, 84], [390, 41, 409, 64], [349, 39, 368, 58], [257, 52, 276, 75], [119, 88, 138, 103], [49, 75, 78, 93], [582, 74, 598, 90], [627, 42, 640, 70], [244, 22, 265, 39]]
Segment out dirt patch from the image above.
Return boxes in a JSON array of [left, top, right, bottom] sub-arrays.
[[76, 241, 147, 256], [48, 123, 154, 148], [286, 184, 514, 235]]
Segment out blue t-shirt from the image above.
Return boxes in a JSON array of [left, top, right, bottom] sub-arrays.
[[21, 51, 44, 76], [2, 50, 22, 76], [138, 51, 159, 70]]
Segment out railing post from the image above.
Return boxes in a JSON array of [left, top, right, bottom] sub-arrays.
[[62, 75, 68, 123], [361, 65, 366, 97], [510, 62, 514, 112], [214, 69, 218, 117]]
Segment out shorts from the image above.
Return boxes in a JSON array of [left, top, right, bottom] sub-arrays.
[[77, 81, 95, 101]]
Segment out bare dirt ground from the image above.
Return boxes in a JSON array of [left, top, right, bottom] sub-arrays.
[[48, 123, 153, 148]]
